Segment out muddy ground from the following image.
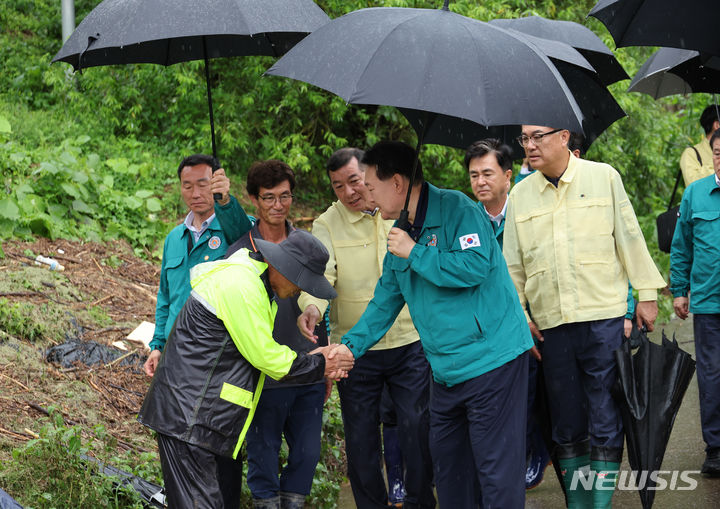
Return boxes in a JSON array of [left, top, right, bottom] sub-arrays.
[[0, 238, 160, 464]]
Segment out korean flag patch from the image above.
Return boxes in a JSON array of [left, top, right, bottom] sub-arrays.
[[459, 233, 481, 250]]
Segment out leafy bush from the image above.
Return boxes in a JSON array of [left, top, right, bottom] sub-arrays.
[[0, 410, 148, 508]]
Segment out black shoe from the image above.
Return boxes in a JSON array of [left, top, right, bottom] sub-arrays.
[[702, 448, 720, 477]]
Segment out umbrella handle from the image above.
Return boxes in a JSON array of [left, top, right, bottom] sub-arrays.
[[397, 112, 433, 231], [212, 156, 222, 202]]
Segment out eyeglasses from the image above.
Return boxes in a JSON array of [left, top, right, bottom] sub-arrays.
[[516, 129, 564, 147], [259, 193, 293, 205]]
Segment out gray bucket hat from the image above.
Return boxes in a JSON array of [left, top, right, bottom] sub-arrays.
[[253, 229, 337, 300]]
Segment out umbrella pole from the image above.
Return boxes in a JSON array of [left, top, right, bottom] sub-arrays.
[[203, 36, 221, 201], [397, 113, 432, 231]]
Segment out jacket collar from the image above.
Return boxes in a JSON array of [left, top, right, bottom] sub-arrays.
[[422, 183, 444, 229], [334, 200, 375, 224], [535, 151, 578, 193]]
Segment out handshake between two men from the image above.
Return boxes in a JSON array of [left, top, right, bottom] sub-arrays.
[[310, 344, 355, 380]]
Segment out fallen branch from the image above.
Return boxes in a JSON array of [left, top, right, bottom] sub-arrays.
[[0, 372, 31, 391], [0, 426, 32, 441]]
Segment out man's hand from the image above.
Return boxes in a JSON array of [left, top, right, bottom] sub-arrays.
[[673, 296, 689, 320], [143, 349, 162, 377], [297, 305, 321, 342], [636, 300, 659, 332], [313, 344, 355, 380], [623, 318, 633, 338], [324, 378, 334, 404], [211, 168, 231, 205], [387, 227, 416, 259], [530, 345, 542, 361], [529, 321, 544, 342]]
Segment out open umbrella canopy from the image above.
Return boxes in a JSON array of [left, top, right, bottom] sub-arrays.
[[52, 0, 330, 175], [628, 47, 720, 99], [266, 5, 587, 138], [589, 0, 720, 57], [613, 330, 696, 509], [53, 0, 330, 69], [489, 15, 629, 85]]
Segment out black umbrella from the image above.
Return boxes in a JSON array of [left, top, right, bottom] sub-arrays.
[[613, 330, 696, 509], [589, 0, 720, 57], [52, 0, 329, 168], [399, 57, 625, 158], [628, 47, 720, 98], [266, 2, 591, 225], [489, 15, 629, 85]]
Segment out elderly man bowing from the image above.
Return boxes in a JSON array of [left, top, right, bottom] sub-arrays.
[[503, 125, 666, 508]]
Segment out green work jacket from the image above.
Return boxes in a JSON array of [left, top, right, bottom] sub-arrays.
[[150, 196, 252, 351], [670, 174, 720, 314], [342, 183, 533, 387]]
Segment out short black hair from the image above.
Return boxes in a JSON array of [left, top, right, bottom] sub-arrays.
[[177, 154, 215, 179], [361, 141, 423, 183], [326, 148, 365, 178], [246, 159, 296, 197], [463, 138, 512, 171], [568, 132, 585, 156], [700, 105, 720, 135], [710, 129, 720, 150]]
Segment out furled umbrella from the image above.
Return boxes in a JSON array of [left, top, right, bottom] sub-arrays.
[[628, 47, 720, 99], [589, 0, 720, 57], [489, 15, 629, 85], [613, 330, 696, 509], [266, 1, 591, 225], [52, 0, 330, 172]]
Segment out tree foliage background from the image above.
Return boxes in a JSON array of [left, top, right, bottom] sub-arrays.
[[0, 0, 711, 259]]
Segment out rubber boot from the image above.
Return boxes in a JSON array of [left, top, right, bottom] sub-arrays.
[[590, 446, 623, 509], [279, 491, 306, 509], [557, 441, 592, 509], [383, 424, 405, 506], [253, 496, 281, 509]]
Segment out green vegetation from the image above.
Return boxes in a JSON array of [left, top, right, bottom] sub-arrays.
[[0, 410, 153, 508]]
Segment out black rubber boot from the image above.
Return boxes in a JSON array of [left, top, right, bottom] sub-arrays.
[[279, 491, 306, 509]]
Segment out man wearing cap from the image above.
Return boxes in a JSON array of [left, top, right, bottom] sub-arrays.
[[138, 230, 353, 509], [503, 125, 666, 508], [144, 154, 254, 377], [224, 160, 329, 509], [296, 147, 433, 509], [330, 141, 534, 508]]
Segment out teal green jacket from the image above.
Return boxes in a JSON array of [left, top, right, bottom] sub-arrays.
[[150, 196, 252, 351], [342, 184, 533, 387], [670, 174, 720, 314]]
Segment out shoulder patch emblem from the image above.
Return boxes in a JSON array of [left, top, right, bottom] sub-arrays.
[[459, 233, 480, 250], [208, 236, 222, 250]]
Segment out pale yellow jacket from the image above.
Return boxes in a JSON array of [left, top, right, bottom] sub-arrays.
[[503, 154, 666, 330], [680, 138, 714, 186], [298, 201, 419, 350]]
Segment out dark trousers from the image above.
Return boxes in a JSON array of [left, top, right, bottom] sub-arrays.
[[694, 313, 720, 450], [542, 317, 624, 449], [430, 351, 529, 509], [337, 341, 435, 509], [246, 383, 325, 499], [156, 433, 243, 509], [526, 349, 549, 459]]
